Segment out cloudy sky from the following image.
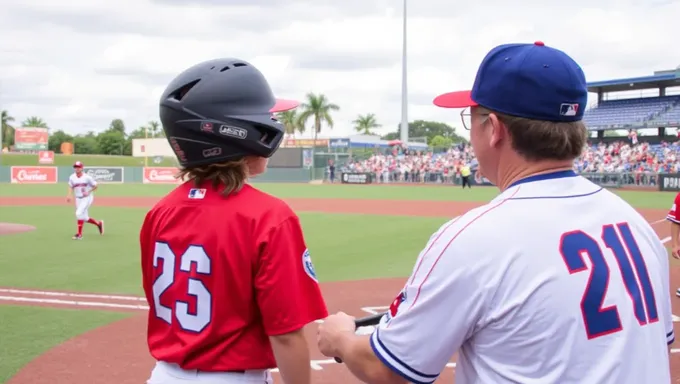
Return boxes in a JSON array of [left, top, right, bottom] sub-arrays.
[[1, 0, 679, 139]]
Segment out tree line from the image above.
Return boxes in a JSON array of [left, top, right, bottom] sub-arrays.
[[1, 92, 468, 155], [1, 111, 162, 155]]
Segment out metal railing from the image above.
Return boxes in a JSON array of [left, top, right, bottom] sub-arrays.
[[320, 170, 662, 189], [579, 172, 659, 188]]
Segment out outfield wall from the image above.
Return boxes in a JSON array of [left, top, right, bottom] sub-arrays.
[[0, 166, 672, 191], [0, 166, 321, 184]]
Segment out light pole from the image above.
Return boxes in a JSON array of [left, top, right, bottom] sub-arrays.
[[399, 0, 409, 145]]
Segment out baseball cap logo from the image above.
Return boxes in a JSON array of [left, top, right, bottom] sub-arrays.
[[560, 103, 579, 116]]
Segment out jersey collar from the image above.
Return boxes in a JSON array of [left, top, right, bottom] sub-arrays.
[[508, 170, 578, 189]]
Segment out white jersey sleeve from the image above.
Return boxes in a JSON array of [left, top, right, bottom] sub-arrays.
[[68, 174, 75, 188], [657, 237, 675, 345], [370, 209, 497, 383], [86, 174, 98, 188]]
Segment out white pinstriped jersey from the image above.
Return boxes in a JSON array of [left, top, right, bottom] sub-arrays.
[[68, 173, 97, 198], [370, 171, 673, 384]]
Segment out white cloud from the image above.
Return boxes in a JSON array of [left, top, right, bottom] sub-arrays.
[[0, 0, 679, 140]]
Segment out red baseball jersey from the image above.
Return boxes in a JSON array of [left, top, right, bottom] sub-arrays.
[[667, 192, 680, 224], [140, 181, 328, 371]]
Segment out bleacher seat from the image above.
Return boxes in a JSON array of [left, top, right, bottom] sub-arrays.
[[584, 96, 680, 128], [651, 102, 680, 125]]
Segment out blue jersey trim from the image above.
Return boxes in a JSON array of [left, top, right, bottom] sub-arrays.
[[508, 188, 604, 201], [369, 330, 437, 384], [508, 170, 578, 189]]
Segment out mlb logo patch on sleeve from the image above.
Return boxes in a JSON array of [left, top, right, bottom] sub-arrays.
[[188, 188, 206, 199]]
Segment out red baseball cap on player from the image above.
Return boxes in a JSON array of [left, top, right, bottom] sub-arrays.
[[73, 161, 83, 168]]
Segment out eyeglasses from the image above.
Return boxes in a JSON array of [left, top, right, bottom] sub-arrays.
[[460, 108, 490, 131]]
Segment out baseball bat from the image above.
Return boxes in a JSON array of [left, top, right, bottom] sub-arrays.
[[333, 312, 386, 363]]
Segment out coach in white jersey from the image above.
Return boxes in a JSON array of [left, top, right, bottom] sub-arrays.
[[66, 161, 104, 240], [317, 41, 674, 384]]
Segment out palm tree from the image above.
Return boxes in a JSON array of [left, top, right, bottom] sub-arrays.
[[277, 110, 301, 139], [297, 93, 340, 148], [352, 113, 381, 135], [22, 116, 49, 129], [1, 110, 15, 148], [147, 120, 160, 138]]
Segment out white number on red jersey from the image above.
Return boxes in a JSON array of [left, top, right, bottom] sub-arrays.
[[152, 242, 212, 333]]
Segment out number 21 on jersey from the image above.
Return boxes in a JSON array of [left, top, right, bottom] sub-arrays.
[[560, 222, 658, 340], [152, 242, 213, 333]]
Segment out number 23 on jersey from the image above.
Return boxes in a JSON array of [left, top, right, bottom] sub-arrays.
[[560, 222, 659, 340], [152, 242, 213, 333]]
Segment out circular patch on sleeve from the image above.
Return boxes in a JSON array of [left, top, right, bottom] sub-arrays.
[[302, 249, 317, 281]]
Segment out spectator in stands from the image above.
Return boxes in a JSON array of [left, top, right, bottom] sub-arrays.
[[341, 140, 673, 187]]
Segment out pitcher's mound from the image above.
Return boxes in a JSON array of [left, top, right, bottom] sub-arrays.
[[0, 223, 36, 235]]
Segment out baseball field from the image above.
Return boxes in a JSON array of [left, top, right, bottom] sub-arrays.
[[0, 182, 676, 383]]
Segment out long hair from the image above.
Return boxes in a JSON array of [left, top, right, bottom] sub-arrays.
[[177, 158, 249, 196]]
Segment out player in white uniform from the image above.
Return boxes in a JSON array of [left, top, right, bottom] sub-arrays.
[[317, 41, 674, 384], [66, 161, 104, 240]]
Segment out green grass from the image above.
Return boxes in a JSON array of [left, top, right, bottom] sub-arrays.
[[0, 153, 178, 167], [0, 206, 446, 294], [0, 182, 671, 204], [0, 305, 130, 383], [0, 183, 673, 209]]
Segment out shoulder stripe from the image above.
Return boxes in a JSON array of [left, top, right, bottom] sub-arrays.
[[405, 187, 521, 312], [408, 215, 464, 285]]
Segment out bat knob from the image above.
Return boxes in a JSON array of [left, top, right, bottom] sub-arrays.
[[334, 357, 343, 363]]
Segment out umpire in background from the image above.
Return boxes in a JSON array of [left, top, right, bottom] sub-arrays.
[[460, 163, 471, 188], [328, 159, 336, 183]]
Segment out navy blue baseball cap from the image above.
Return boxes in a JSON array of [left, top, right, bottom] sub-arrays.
[[433, 41, 588, 122]]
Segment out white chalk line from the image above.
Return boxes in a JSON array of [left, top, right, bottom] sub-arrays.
[[0, 295, 149, 310], [0, 293, 325, 322], [0, 288, 146, 301], [651, 218, 667, 225]]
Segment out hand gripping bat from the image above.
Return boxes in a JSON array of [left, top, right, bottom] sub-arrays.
[[333, 312, 386, 363]]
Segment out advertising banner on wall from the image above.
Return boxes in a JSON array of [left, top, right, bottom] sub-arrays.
[[329, 138, 350, 148], [11, 166, 57, 183], [38, 151, 54, 164], [341, 172, 372, 184], [133, 138, 175, 157], [143, 167, 181, 184], [284, 138, 330, 147], [14, 127, 49, 151], [659, 174, 680, 192], [84, 167, 124, 183]]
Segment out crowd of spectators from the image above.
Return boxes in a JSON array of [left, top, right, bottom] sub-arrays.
[[339, 140, 680, 185]]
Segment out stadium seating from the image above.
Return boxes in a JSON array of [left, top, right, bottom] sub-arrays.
[[584, 96, 680, 128], [652, 102, 680, 124], [340, 141, 677, 182]]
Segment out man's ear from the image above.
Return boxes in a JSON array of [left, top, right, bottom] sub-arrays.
[[487, 113, 506, 148]]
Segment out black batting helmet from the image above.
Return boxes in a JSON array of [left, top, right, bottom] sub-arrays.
[[159, 58, 298, 167]]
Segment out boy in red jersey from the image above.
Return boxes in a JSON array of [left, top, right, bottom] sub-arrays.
[[140, 58, 328, 384]]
